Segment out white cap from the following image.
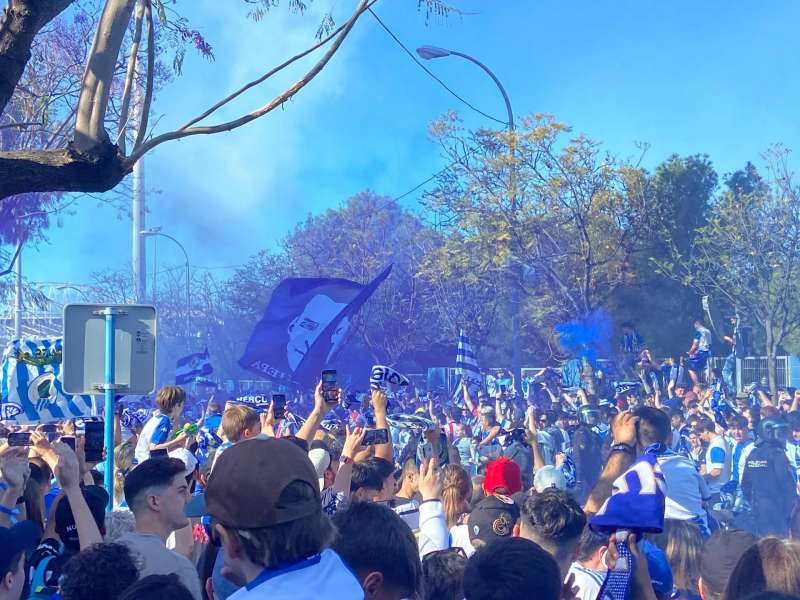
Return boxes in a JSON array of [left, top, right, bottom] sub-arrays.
[[169, 448, 198, 477], [308, 447, 332, 491], [533, 466, 566, 494]]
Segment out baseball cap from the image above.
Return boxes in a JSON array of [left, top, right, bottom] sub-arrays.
[[55, 485, 109, 552], [467, 495, 520, 546], [199, 437, 321, 528], [534, 466, 566, 493], [0, 521, 41, 575], [699, 529, 757, 596], [308, 447, 332, 491], [483, 457, 522, 496]]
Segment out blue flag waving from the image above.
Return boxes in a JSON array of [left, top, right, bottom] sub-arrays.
[[176, 348, 214, 385], [239, 265, 392, 386]]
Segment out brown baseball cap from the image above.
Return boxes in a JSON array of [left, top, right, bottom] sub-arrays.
[[201, 437, 321, 528]]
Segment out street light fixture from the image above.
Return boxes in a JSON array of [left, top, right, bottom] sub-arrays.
[[415, 43, 521, 382], [140, 228, 190, 337]]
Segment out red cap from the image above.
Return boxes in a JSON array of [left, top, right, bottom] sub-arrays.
[[483, 457, 522, 495]]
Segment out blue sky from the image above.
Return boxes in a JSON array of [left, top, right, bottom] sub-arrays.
[[22, 0, 800, 286]]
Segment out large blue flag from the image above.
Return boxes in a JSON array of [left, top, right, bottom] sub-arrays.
[[0, 338, 94, 423], [239, 265, 392, 386]]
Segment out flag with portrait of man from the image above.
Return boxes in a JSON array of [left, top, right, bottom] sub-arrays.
[[239, 265, 392, 387]]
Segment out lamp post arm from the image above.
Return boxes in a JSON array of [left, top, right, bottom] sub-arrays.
[[449, 50, 514, 131]]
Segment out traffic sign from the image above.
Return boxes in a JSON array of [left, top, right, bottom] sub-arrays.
[[62, 304, 157, 395]]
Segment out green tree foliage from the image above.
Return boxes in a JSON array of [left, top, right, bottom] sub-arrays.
[[654, 148, 800, 392]]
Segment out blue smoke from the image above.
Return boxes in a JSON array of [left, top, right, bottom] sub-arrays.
[[555, 309, 614, 364]]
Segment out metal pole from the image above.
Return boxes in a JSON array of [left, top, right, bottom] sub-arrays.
[[132, 82, 147, 303], [14, 247, 22, 339], [103, 308, 116, 508], [449, 51, 521, 384], [185, 260, 190, 339]]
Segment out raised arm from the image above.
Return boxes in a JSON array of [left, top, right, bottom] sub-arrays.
[[583, 412, 638, 517], [297, 381, 335, 443], [371, 389, 393, 462], [462, 380, 476, 413]]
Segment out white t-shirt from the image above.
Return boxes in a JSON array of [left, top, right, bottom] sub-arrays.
[[228, 549, 362, 600], [567, 563, 607, 600], [450, 523, 476, 557], [705, 435, 732, 494], [694, 326, 712, 352]]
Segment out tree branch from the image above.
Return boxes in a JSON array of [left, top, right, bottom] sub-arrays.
[[0, 0, 74, 114], [124, 0, 372, 166], [131, 0, 153, 151], [115, 0, 145, 154]]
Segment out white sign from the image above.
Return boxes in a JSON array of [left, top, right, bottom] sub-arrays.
[[62, 304, 157, 395]]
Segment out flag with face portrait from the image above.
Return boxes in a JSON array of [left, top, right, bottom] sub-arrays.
[[239, 265, 392, 386], [0, 338, 94, 423]]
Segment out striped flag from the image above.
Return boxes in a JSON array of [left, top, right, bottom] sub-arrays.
[[456, 329, 482, 385], [0, 339, 94, 424], [176, 348, 214, 385]]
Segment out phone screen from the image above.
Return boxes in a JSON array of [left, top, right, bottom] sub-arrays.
[[84, 421, 104, 462], [8, 432, 30, 447], [272, 394, 287, 419], [362, 428, 389, 446], [321, 370, 338, 404]]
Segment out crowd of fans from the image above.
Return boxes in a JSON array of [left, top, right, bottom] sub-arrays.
[[2, 319, 800, 599]]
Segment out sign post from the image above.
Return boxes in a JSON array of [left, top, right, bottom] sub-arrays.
[[63, 304, 156, 506]]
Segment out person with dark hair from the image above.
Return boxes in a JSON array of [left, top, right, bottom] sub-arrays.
[[118, 457, 202, 599], [728, 416, 754, 493], [58, 542, 139, 600], [632, 406, 710, 532], [698, 529, 757, 600], [118, 574, 195, 600], [332, 501, 422, 600], [28, 485, 109, 597], [741, 418, 796, 537], [193, 437, 362, 599], [519, 488, 586, 577], [422, 548, 467, 600], [463, 538, 562, 600], [351, 457, 396, 502], [0, 521, 40, 600], [567, 528, 608, 600], [697, 417, 731, 506]]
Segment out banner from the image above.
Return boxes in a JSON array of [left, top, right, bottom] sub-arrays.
[[0, 338, 93, 423], [239, 265, 392, 387], [176, 348, 214, 385]]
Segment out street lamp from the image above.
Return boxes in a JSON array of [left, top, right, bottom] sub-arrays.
[[416, 44, 522, 383], [140, 228, 190, 337]]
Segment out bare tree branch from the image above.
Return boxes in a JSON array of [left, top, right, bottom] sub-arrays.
[[116, 0, 145, 153], [132, 0, 153, 151]]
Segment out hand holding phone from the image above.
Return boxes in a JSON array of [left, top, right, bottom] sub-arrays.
[[272, 394, 287, 420], [321, 370, 339, 405], [83, 421, 104, 463], [362, 428, 389, 446], [8, 432, 31, 447]]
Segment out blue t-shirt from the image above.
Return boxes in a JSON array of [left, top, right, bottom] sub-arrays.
[[134, 412, 172, 464]]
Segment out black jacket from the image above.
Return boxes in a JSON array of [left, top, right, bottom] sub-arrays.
[[741, 441, 796, 536]]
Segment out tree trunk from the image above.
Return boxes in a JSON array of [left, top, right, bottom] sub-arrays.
[[0, 0, 74, 114], [765, 318, 778, 396], [0, 142, 129, 198]]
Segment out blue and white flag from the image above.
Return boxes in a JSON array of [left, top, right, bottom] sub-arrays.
[[176, 348, 214, 385], [239, 265, 392, 387], [0, 338, 94, 424], [456, 329, 482, 386]]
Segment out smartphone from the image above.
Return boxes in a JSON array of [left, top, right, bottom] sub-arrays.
[[272, 394, 287, 420], [150, 447, 168, 458], [362, 428, 389, 446], [499, 384, 507, 393], [321, 370, 338, 404], [8, 432, 30, 447], [61, 436, 76, 452], [84, 421, 104, 462]]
